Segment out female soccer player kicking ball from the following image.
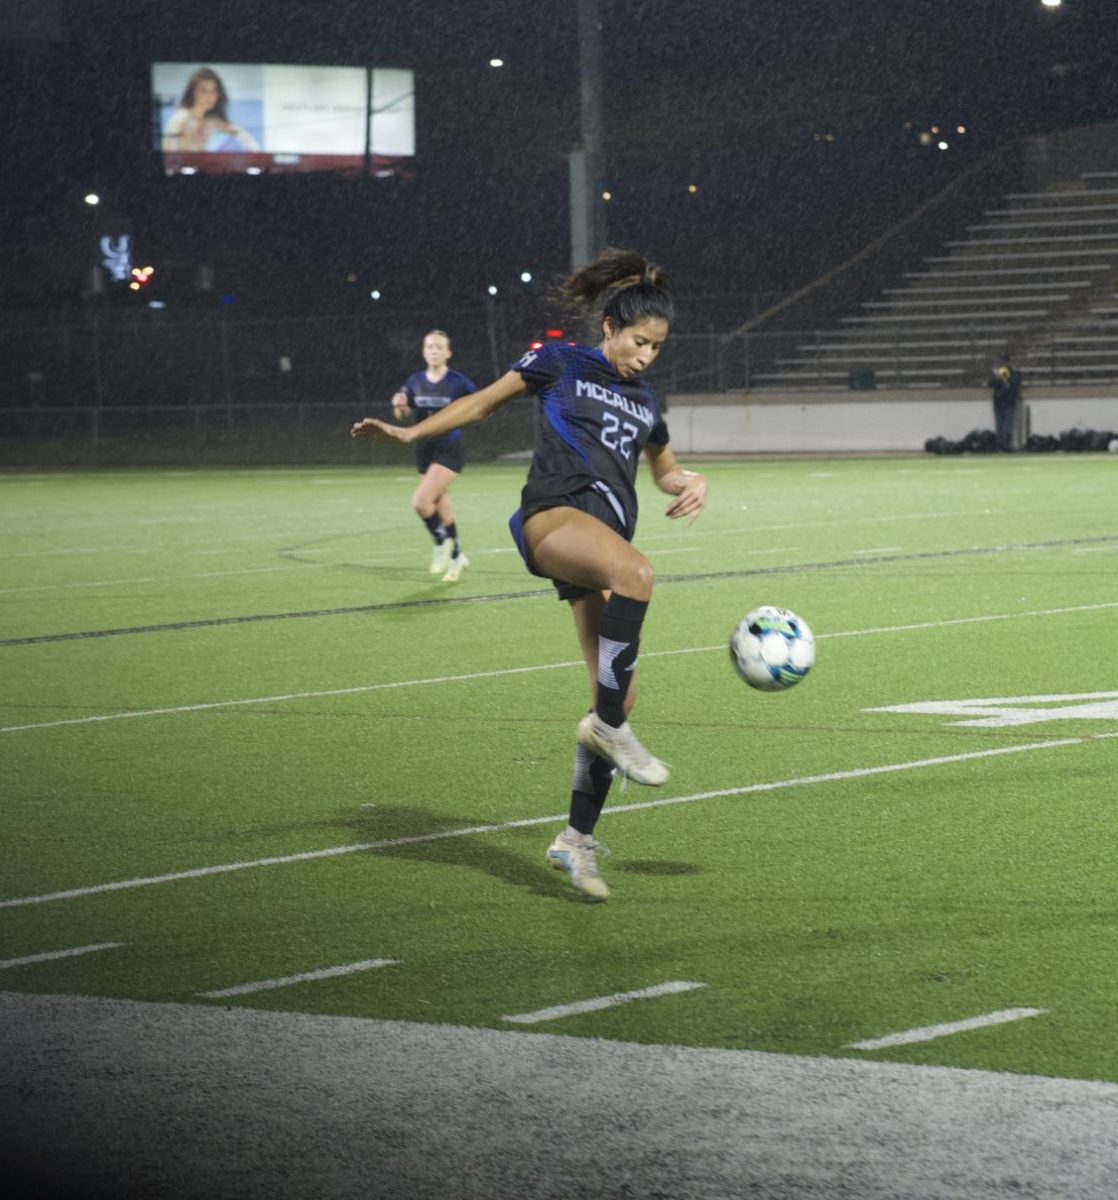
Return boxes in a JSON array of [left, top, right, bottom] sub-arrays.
[[352, 248, 707, 900]]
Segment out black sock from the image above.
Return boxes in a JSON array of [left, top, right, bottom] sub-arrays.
[[596, 593, 648, 728], [568, 742, 615, 835], [422, 512, 445, 543], [445, 522, 460, 557]]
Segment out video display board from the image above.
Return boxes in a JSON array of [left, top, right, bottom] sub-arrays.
[[152, 63, 415, 175]]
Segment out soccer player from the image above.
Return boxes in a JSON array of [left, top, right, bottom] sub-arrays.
[[391, 330, 478, 582], [352, 250, 707, 900]]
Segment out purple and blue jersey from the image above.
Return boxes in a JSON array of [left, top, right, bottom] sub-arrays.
[[512, 342, 669, 534], [398, 368, 478, 447]]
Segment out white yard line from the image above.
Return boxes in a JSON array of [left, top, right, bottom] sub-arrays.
[[502, 981, 707, 1025], [199, 958, 400, 999], [5, 529, 295, 559], [0, 942, 121, 969], [637, 509, 983, 543], [6, 600, 1118, 738], [0, 659, 587, 734], [821, 599, 1118, 640], [0, 544, 524, 594], [0, 565, 295, 595], [4, 733, 1115, 910], [848, 1008, 1047, 1051], [0, 505, 1014, 574]]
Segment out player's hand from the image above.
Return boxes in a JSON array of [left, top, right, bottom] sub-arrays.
[[350, 417, 412, 442], [665, 471, 707, 526]]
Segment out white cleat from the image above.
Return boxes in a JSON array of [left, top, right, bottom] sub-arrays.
[[442, 549, 469, 583], [430, 538, 453, 575], [546, 834, 610, 901], [576, 713, 668, 786]]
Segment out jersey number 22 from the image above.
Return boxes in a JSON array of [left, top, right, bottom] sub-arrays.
[[600, 412, 638, 460]]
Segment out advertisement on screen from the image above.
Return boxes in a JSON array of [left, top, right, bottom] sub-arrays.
[[152, 63, 415, 176]]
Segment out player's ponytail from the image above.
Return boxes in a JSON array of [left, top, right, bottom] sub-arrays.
[[560, 247, 674, 331]]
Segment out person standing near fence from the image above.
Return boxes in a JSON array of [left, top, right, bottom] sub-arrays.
[[391, 330, 478, 582], [989, 352, 1022, 453], [353, 248, 708, 901]]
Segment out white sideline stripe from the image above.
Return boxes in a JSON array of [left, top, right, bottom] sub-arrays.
[[6, 599, 1118, 738], [0, 942, 122, 969], [0, 565, 294, 594], [0, 506, 1023, 591], [5, 733, 1116, 910], [819, 600, 1118, 640], [4, 503, 956, 565], [0, 659, 586, 734], [502, 981, 707, 1025], [640, 508, 980, 543], [199, 958, 400, 998], [0, 545, 523, 595], [847, 1008, 1047, 1051]]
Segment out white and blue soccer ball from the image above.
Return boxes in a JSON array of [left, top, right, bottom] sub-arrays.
[[730, 606, 815, 692]]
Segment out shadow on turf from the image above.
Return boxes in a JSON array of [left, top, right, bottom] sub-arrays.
[[347, 806, 584, 903], [615, 860, 700, 877]]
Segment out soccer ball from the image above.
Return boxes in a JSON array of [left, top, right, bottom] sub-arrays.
[[730, 606, 815, 692]]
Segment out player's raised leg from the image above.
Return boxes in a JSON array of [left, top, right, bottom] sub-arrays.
[[526, 507, 667, 786]]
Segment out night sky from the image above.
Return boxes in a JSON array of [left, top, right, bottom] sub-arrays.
[[2, 0, 1116, 326]]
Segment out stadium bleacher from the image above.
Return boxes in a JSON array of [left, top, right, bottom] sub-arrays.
[[751, 168, 1118, 391]]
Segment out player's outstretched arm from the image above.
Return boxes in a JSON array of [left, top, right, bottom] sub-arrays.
[[645, 442, 707, 525], [351, 370, 525, 441]]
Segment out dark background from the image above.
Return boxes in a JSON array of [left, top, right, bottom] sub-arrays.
[[2, 0, 1116, 330]]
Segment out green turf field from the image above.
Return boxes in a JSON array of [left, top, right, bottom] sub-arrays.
[[2, 454, 1117, 1083]]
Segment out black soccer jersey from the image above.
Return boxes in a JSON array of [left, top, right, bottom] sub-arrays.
[[512, 342, 669, 533], [399, 368, 478, 448]]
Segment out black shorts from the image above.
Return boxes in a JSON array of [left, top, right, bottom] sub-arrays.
[[508, 481, 631, 602], [416, 435, 464, 475]]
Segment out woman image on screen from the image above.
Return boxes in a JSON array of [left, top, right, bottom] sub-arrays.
[[162, 67, 260, 153]]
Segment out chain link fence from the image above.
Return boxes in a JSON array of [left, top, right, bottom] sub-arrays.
[[0, 303, 784, 466]]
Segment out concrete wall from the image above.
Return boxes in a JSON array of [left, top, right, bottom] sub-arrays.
[[665, 387, 1118, 454]]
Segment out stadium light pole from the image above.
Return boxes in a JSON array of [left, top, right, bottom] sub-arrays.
[[570, 0, 607, 269], [484, 286, 501, 377]]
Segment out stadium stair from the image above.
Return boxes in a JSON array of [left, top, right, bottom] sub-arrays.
[[751, 168, 1118, 391]]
